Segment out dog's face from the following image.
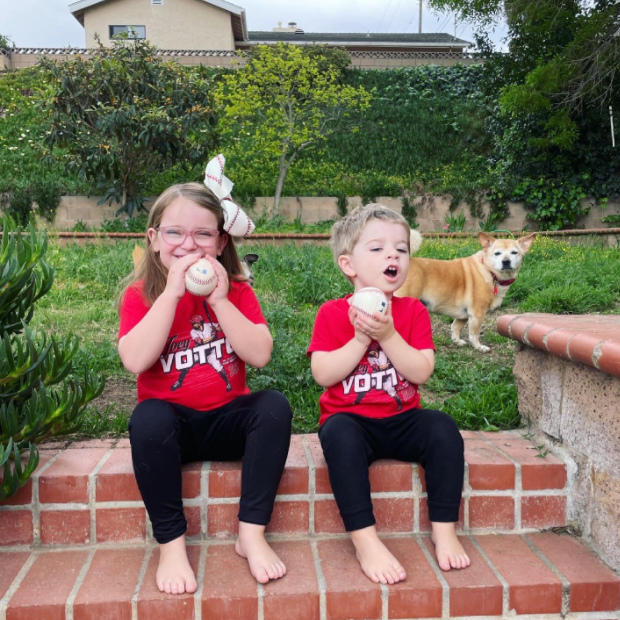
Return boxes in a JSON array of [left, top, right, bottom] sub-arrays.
[[479, 233, 535, 273], [241, 253, 259, 287]]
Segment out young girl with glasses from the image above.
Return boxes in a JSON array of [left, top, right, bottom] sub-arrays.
[[118, 182, 292, 594]]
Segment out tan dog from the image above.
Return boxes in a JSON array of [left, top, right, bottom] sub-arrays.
[[132, 244, 259, 286], [395, 231, 535, 352]]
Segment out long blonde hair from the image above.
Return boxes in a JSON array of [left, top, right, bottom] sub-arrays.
[[119, 183, 247, 309]]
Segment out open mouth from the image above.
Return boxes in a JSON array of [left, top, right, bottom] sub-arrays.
[[384, 266, 399, 281]]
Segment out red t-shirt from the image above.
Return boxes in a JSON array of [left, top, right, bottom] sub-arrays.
[[308, 295, 435, 425], [118, 280, 267, 411]]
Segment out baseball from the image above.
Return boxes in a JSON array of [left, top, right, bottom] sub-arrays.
[[185, 259, 218, 296], [351, 287, 389, 318]]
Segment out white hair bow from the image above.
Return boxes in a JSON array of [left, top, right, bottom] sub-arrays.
[[204, 154, 255, 238]]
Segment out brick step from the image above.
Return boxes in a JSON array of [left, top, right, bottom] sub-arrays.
[[1, 533, 619, 619], [0, 431, 569, 547]]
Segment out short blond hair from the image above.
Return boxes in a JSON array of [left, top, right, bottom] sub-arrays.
[[330, 203, 410, 262]]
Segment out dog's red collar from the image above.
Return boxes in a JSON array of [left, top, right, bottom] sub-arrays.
[[481, 257, 516, 295]]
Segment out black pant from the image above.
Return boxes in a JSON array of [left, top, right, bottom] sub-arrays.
[[319, 408, 464, 532], [129, 390, 292, 544]]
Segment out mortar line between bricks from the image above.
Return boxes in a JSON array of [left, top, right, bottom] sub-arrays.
[[411, 462, 421, 532], [416, 534, 450, 619], [65, 547, 96, 620], [89, 447, 115, 544], [468, 534, 510, 618], [380, 583, 388, 620], [194, 542, 209, 620], [522, 533, 571, 616], [463, 461, 471, 530], [477, 435, 523, 529], [257, 582, 265, 620], [201, 462, 210, 539], [310, 539, 327, 620], [301, 436, 315, 535], [131, 544, 153, 620], [32, 449, 65, 544], [0, 550, 38, 620]]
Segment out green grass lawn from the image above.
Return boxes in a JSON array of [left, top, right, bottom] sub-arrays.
[[31, 235, 620, 437]]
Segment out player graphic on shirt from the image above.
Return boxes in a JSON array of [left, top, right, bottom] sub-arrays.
[[352, 343, 403, 411], [170, 312, 232, 392]]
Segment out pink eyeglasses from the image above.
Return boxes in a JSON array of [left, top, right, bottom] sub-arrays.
[[155, 226, 220, 247]]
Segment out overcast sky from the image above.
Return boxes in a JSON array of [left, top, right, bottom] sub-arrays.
[[0, 0, 508, 50]]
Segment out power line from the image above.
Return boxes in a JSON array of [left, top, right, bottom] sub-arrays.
[[378, 0, 396, 32]]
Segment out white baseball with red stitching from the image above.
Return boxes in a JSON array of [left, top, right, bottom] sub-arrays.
[[185, 259, 218, 296], [351, 287, 389, 317]]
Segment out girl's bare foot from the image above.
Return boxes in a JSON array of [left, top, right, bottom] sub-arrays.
[[431, 522, 471, 571], [235, 521, 286, 584], [156, 535, 198, 594], [350, 525, 407, 585]]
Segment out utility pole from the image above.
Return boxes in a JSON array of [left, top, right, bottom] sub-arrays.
[[611, 106, 616, 148], [419, 0, 423, 33]]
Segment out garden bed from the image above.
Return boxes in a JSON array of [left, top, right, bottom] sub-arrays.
[[31, 235, 620, 438]]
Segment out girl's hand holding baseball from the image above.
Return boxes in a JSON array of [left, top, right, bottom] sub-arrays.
[[204, 255, 229, 308], [352, 302, 395, 344], [164, 253, 201, 301]]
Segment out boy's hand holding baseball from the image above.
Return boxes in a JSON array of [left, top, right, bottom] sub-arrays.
[[348, 306, 372, 346], [352, 303, 396, 343]]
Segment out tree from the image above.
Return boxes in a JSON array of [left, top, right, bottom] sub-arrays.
[[216, 44, 371, 214], [0, 33, 12, 52], [38, 37, 218, 217], [427, 0, 620, 227], [0, 216, 105, 501]]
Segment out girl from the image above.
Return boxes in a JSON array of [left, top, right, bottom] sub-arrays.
[[118, 182, 292, 595]]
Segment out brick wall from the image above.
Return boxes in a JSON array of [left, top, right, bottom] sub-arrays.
[[498, 313, 620, 572]]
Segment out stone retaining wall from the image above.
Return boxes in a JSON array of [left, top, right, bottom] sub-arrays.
[[41, 194, 620, 234], [498, 313, 620, 571]]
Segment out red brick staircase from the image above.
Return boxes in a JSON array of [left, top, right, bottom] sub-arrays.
[[1, 431, 619, 619]]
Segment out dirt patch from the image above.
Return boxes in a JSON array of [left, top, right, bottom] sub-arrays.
[[90, 375, 137, 413]]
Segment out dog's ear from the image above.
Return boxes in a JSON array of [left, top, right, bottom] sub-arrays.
[[518, 233, 536, 253], [478, 232, 495, 249], [243, 253, 259, 266]]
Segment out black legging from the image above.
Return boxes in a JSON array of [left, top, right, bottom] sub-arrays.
[[129, 390, 292, 544], [319, 408, 464, 532]]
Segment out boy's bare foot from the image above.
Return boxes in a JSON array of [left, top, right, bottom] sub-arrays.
[[350, 526, 407, 585], [156, 534, 198, 594], [235, 521, 286, 584], [431, 522, 471, 571]]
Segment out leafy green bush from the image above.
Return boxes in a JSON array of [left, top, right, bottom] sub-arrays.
[[38, 37, 218, 217], [0, 216, 105, 501]]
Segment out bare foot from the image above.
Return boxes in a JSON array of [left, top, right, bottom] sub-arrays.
[[156, 535, 198, 594], [431, 522, 471, 571], [235, 521, 286, 584], [350, 526, 407, 585]]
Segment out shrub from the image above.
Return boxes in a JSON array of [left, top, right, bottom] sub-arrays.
[[0, 216, 105, 501]]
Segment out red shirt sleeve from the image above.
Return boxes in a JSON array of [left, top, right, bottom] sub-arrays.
[[308, 301, 343, 355], [118, 284, 149, 341], [234, 281, 267, 325], [407, 300, 435, 351]]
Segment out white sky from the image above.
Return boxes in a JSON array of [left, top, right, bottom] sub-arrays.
[[0, 0, 508, 50]]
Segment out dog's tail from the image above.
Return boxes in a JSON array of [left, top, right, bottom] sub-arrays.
[[409, 229, 423, 255], [132, 243, 145, 270]]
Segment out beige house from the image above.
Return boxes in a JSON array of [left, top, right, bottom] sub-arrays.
[[68, 0, 470, 53], [69, 0, 248, 50]]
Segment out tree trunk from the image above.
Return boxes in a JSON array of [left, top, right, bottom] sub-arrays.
[[274, 150, 289, 216]]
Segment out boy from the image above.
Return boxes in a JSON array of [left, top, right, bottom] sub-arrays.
[[308, 204, 470, 585]]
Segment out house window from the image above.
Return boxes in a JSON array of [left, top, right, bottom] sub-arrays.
[[109, 25, 146, 40], [152, 0, 163, 4]]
